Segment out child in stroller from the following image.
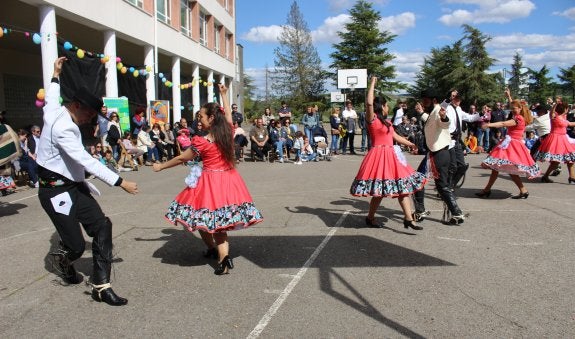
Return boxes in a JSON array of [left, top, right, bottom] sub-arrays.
[[311, 124, 331, 161]]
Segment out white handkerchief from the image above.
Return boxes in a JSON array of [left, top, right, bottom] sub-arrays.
[[50, 192, 73, 216], [85, 181, 101, 196]]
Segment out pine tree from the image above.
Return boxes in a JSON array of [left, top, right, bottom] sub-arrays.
[[528, 66, 553, 104], [558, 64, 575, 102], [460, 25, 498, 105], [271, 1, 325, 111], [329, 0, 400, 94]]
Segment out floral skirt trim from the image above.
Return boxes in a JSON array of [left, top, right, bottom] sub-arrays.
[[165, 201, 263, 233], [481, 157, 541, 179], [535, 150, 575, 163], [350, 172, 427, 197]]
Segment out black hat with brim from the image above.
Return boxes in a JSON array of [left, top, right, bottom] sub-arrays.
[[420, 89, 439, 100], [72, 86, 104, 118]]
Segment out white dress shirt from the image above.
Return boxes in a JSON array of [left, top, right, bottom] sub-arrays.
[[446, 104, 483, 148], [36, 81, 119, 186]]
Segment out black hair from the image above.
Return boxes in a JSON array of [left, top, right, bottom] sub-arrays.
[[373, 96, 391, 132]]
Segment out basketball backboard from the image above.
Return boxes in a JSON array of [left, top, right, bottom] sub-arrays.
[[337, 69, 367, 90], [330, 92, 346, 103]]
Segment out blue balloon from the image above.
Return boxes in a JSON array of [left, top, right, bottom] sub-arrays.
[[162, 78, 167, 83], [63, 41, 73, 50], [158, 73, 164, 78], [180, 106, 184, 110], [129, 67, 135, 73], [32, 33, 41, 45]]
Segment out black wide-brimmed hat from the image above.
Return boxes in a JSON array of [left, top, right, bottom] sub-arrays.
[[72, 86, 104, 117], [420, 89, 439, 100]]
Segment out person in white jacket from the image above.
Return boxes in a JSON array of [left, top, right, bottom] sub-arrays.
[[36, 57, 138, 306]]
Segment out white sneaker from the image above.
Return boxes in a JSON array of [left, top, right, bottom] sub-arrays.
[[295, 161, 303, 165], [278, 158, 284, 163]]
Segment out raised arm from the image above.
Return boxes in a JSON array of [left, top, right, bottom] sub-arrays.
[[365, 76, 377, 122], [218, 83, 233, 125]]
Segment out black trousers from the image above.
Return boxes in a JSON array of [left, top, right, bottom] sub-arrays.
[[448, 142, 467, 188], [432, 148, 462, 215], [38, 182, 113, 284]]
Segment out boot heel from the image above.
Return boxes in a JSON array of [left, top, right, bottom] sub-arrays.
[[91, 283, 128, 306]]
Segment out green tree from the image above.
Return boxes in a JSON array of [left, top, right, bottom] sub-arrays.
[[329, 0, 401, 97], [460, 25, 498, 106], [528, 65, 553, 104], [558, 64, 575, 102], [242, 73, 257, 120], [508, 52, 523, 97], [271, 0, 326, 115]]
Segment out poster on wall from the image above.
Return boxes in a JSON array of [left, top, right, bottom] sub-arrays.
[[103, 97, 130, 134], [149, 100, 170, 128]]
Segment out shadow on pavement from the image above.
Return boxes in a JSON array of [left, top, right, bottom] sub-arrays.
[[0, 202, 27, 217]]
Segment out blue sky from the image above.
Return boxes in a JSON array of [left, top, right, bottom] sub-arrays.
[[235, 0, 575, 95]]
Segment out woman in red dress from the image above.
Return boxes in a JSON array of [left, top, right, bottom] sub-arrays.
[[153, 84, 263, 275], [536, 102, 575, 183], [476, 89, 541, 199], [350, 76, 427, 230]]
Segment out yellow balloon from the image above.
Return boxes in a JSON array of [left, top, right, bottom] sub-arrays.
[[103, 55, 110, 62], [38, 88, 45, 93], [133, 70, 139, 77], [146, 65, 152, 72], [121, 67, 127, 74], [76, 49, 85, 58], [116, 62, 123, 70]]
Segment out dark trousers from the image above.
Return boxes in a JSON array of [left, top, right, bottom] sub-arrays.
[[530, 134, 547, 161], [432, 148, 462, 215], [413, 155, 428, 213], [38, 183, 113, 284], [19, 155, 38, 183], [448, 142, 467, 189], [251, 142, 271, 159]]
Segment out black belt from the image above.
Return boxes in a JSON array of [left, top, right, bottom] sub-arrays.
[[431, 145, 449, 155], [38, 177, 75, 188]]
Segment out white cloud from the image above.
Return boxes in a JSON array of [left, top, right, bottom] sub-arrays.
[[553, 7, 575, 20], [241, 25, 284, 43], [312, 14, 349, 43], [379, 12, 416, 35], [439, 0, 535, 26], [488, 32, 575, 51]]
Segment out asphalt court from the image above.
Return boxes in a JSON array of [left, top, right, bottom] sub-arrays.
[[1, 152, 574, 338]]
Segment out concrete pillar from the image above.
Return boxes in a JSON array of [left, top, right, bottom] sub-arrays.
[[39, 6, 59, 89], [144, 45, 156, 103], [171, 56, 181, 123], [103, 30, 118, 97], [192, 64, 200, 114], [207, 70, 214, 103]]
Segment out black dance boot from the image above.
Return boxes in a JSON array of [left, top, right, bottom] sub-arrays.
[[91, 283, 127, 306], [49, 245, 82, 285]]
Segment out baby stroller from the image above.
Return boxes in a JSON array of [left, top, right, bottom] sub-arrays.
[[312, 125, 331, 161]]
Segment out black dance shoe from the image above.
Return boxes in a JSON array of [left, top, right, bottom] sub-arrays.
[[214, 256, 234, 275], [50, 251, 82, 285], [475, 190, 491, 198], [365, 217, 384, 228], [541, 176, 553, 183], [403, 219, 423, 230], [511, 192, 529, 199]]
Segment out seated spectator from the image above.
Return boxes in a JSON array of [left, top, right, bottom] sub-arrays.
[[464, 130, 479, 154], [269, 120, 286, 163], [281, 118, 294, 159], [137, 125, 160, 165], [176, 128, 192, 151], [301, 135, 318, 162], [101, 149, 119, 173], [121, 131, 145, 167], [490, 129, 504, 148], [233, 120, 248, 162], [524, 130, 538, 150], [395, 116, 415, 143], [249, 117, 270, 161], [149, 122, 167, 161], [163, 123, 176, 159], [17, 129, 38, 187], [175, 118, 195, 137], [195, 120, 208, 137]]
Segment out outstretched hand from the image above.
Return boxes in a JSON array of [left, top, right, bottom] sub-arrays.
[[218, 83, 228, 96], [120, 180, 138, 194]]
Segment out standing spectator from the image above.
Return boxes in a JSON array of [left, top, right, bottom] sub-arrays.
[[249, 118, 270, 161], [391, 99, 406, 127], [292, 131, 304, 165], [277, 101, 292, 123], [262, 107, 276, 127], [357, 109, 370, 152], [341, 100, 358, 155], [329, 107, 341, 155], [94, 105, 110, 149], [476, 105, 492, 152], [490, 102, 507, 137], [301, 105, 320, 145], [36, 57, 138, 305], [152, 84, 263, 275], [231, 104, 243, 127], [131, 106, 147, 137], [106, 112, 121, 161]]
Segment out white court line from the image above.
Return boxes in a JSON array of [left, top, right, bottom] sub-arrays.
[[437, 236, 470, 242], [1, 192, 39, 204], [246, 210, 350, 339]]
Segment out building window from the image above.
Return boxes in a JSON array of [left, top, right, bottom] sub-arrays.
[[180, 0, 191, 37], [156, 0, 171, 24], [125, 0, 143, 9], [199, 11, 207, 46], [214, 24, 220, 53], [225, 34, 231, 59]]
